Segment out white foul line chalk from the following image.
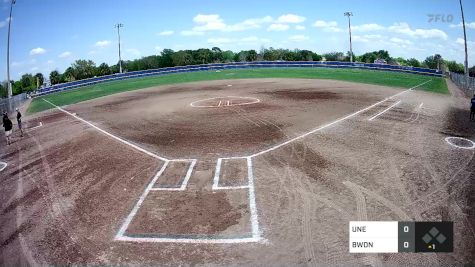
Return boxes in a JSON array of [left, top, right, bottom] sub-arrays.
[[368, 100, 401, 121]]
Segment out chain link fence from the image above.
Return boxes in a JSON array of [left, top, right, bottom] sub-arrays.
[[0, 93, 29, 113], [449, 72, 475, 97]]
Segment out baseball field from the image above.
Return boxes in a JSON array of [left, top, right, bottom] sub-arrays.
[[1, 68, 474, 265]]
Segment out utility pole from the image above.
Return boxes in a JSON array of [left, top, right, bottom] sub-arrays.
[[6, 0, 16, 98], [115, 23, 124, 73], [459, 0, 469, 89], [344, 12, 353, 63]]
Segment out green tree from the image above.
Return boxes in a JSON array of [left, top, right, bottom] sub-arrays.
[[445, 60, 464, 74], [222, 50, 235, 62], [63, 67, 76, 82], [312, 53, 322, 61], [97, 63, 111, 76], [12, 81, 22, 95], [20, 73, 34, 91], [423, 55, 441, 70], [323, 52, 345, 61], [246, 50, 258, 61], [160, 49, 175, 67], [211, 47, 223, 62], [50, 70, 61, 85], [172, 50, 193, 66], [70, 59, 97, 79], [0, 83, 5, 98], [35, 73, 44, 87], [406, 58, 421, 67]]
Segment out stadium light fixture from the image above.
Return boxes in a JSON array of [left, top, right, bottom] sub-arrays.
[[459, 0, 469, 89], [115, 23, 124, 73], [344, 11, 353, 63], [6, 0, 16, 99]]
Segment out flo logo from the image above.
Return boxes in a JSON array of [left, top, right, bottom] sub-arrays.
[[427, 14, 454, 23]]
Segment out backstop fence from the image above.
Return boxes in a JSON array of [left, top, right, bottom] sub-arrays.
[[449, 72, 475, 97], [31, 61, 444, 98], [0, 93, 28, 113]]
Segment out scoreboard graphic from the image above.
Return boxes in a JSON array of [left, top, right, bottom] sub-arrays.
[[349, 221, 453, 253]]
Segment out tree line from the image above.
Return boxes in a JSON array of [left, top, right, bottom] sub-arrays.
[[2, 47, 474, 97]]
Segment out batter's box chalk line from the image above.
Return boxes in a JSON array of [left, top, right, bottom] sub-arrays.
[[114, 156, 262, 243], [0, 161, 7, 172]]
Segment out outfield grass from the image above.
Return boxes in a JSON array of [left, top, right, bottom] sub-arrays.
[[27, 67, 448, 114]]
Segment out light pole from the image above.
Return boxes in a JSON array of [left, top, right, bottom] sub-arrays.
[[344, 11, 353, 63], [459, 0, 469, 89], [115, 23, 124, 73], [6, 0, 16, 98]]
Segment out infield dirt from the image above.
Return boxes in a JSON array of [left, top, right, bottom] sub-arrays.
[[1, 78, 473, 266]]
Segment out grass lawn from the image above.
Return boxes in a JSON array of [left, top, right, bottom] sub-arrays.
[[27, 67, 448, 114]]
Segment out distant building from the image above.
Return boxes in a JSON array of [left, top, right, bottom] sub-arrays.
[[374, 58, 387, 64]]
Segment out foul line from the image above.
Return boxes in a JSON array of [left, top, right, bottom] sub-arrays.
[[250, 80, 430, 158], [368, 100, 401, 121], [43, 99, 169, 161]]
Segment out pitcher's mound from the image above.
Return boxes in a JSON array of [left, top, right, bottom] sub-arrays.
[[190, 96, 260, 108]]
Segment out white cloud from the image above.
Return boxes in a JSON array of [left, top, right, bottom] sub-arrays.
[[180, 30, 205, 36], [288, 35, 309, 42], [155, 46, 162, 51], [30, 47, 46, 55], [30, 67, 38, 72], [189, 14, 273, 33], [268, 23, 289, 31], [295, 25, 305, 31], [46, 60, 54, 64], [193, 14, 226, 31], [390, 37, 412, 45], [388, 22, 448, 40], [450, 22, 475, 29], [225, 16, 273, 31], [158, 30, 174, 36], [352, 23, 385, 32], [277, 14, 306, 24], [0, 17, 9, 28], [353, 35, 369, 43], [88, 50, 97, 55], [456, 38, 475, 46], [58, 51, 72, 58], [312, 20, 342, 32], [95, 40, 111, 48]]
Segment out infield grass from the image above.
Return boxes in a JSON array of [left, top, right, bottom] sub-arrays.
[[28, 67, 448, 114]]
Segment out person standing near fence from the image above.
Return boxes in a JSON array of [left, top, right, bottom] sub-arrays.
[[16, 108, 23, 137], [3, 112, 13, 145], [471, 94, 475, 121]]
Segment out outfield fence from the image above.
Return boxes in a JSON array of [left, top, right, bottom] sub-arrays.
[[0, 93, 28, 113], [31, 61, 443, 97], [449, 72, 475, 97]]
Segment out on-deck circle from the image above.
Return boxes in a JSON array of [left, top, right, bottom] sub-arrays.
[[444, 137, 475, 150]]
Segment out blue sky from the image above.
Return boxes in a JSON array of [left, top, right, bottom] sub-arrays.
[[0, 0, 474, 80]]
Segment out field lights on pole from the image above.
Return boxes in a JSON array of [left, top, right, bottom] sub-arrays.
[[344, 11, 353, 63], [459, 0, 469, 89], [115, 23, 124, 74], [6, 0, 16, 98]]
